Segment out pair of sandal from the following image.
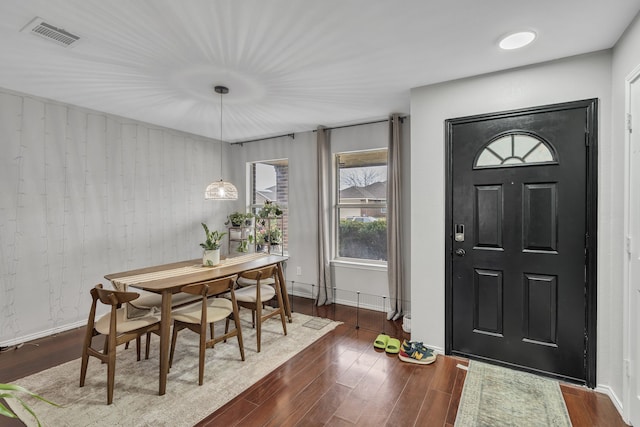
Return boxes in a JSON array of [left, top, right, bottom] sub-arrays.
[[373, 334, 401, 354]]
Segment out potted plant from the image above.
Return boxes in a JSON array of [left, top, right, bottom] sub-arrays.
[[255, 230, 266, 252], [264, 227, 282, 245], [226, 212, 254, 239], [256, 226, 282, 253], [237, 234, 254, 253], [225, 211, 254, 227], [199, 223, 226, 266], [257, 201, 283, 219]]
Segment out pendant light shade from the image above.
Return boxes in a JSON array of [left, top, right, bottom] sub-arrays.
[[205, 85, 238, 200], [205, 179, 239, 200]]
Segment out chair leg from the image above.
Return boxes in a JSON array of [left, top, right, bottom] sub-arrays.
[[169, 323, 181, 370], [102, 336, 109, 363], [210, 323, 215, 345], [198, 329, 206, 386], [275, 284, 288, 336], [136, 336, 141, 361], [256, 305, 262, 353], [145, 332, 152, 360], [80, 331, 93, 387], [106, 339, 116, 405], [234, 313, 245, 361], [80, 345, 90, 387]]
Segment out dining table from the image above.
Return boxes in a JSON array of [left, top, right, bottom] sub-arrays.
[[104, 252, 291, 396]]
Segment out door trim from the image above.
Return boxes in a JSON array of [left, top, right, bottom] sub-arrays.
[[623, 64, 640, 423], [444, 99, 598, 388]]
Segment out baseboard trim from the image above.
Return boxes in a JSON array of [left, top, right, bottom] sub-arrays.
[[0, 320, 86, 348], [595, 383, 627, 424]]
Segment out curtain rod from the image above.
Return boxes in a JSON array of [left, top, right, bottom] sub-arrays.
[[230, 133, 295, 146], [230, 115, 407, 146], [316, 116, 406, 132]]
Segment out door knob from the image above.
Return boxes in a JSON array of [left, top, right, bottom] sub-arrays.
[[455, 248, 466, 257]]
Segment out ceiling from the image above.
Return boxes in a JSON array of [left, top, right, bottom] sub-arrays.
[[1, 0, 639, 143]]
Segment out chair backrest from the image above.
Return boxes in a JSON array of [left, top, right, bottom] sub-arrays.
[[180, 274, 238, 298], [86, 284, 143, 335], [92, 284, 141, 307], [239, 265, 276, 283]]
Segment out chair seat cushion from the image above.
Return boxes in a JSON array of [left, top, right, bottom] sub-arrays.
[[95, 308, 159, 335], [234, 284, 276, 303], [125, 290, 201, 319], [237, 276, 275, 287], [133, 290, 200, 309], [172, 298, 233, 324]]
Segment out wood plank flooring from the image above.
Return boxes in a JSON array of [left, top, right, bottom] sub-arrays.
[[0, 297, 629, 426]]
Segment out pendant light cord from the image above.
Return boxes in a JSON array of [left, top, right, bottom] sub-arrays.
[[219, 89, 223, 179], [214, 85, 229, 180]]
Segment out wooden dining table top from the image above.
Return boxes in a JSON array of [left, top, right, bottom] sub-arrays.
[[104, 253, 288, 293]]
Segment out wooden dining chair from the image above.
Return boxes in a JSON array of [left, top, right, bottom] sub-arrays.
[[234, 265, 287, 352], [169, 275, 244, 385], [79, 284, 160, 405]]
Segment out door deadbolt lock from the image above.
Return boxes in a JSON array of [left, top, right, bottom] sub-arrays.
[[455, 248, 466, 257], [455, 224, 465, 242]]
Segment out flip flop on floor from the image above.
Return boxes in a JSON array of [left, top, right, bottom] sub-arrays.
[[385, 338, 401, 354], [374, 334, 390, 349]]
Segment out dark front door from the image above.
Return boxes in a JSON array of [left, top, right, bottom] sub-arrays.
[[446, 99, 597, 386]]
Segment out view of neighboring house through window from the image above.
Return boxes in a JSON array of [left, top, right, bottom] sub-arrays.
[[249, 159, 288, 253], [336, 149, 387, 262]]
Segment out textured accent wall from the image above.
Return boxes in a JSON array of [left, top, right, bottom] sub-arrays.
[[0, 89, 223, 345]]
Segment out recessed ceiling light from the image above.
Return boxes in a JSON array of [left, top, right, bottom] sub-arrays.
[[499, 31, 536, 50]]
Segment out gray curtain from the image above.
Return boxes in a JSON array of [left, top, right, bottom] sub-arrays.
[[387, 114, 404, 320], [316, 126, 333, 305]]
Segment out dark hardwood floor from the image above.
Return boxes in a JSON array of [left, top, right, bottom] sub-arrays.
[[0, 297, 629, 426]]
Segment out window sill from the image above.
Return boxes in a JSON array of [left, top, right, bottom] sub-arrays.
[[331, 259, 387, 272]]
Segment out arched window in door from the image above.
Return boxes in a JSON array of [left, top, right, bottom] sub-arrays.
[[473, 132, 558, 169]]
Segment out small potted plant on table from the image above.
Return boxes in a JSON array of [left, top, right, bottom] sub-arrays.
[[200, 223, 226, 266]]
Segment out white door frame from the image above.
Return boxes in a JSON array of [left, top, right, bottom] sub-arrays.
[[623, 63, 640, 425]]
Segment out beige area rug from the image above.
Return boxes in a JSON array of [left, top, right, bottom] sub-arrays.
[[455, 360, 572, 427], [8, 311, 341, 427]]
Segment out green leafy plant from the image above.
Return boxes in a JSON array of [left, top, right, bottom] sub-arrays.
[[199, 223, 226, 251], [257, 201, 283, 219], [237, 235, 254, 253], [0, 383, 59, 427], [257, 227, 282, 245], [225, 212, 254, 227]]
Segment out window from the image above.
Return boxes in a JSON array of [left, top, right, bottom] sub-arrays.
[[249, 159, 288, 253], [474, 133, 557, 169], [336, 149, 387, 262]]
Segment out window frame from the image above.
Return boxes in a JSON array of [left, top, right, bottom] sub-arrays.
[[473, 131, 558, 170], [247, 158, 289, 255], [333, 149, 388, 265]]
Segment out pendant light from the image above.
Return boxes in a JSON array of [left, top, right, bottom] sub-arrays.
[[205, 85, 238, 200]]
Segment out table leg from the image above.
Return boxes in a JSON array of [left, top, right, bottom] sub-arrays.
[[276, 263, 292, 322], [159, 291, 172, 395]]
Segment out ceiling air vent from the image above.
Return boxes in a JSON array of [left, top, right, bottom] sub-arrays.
[[20, 17, 80, 48]]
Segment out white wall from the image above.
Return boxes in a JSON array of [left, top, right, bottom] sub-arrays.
[[409, 51, 613, 386], [0, 88, 227, 346], [612, 11, 640, 417]]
